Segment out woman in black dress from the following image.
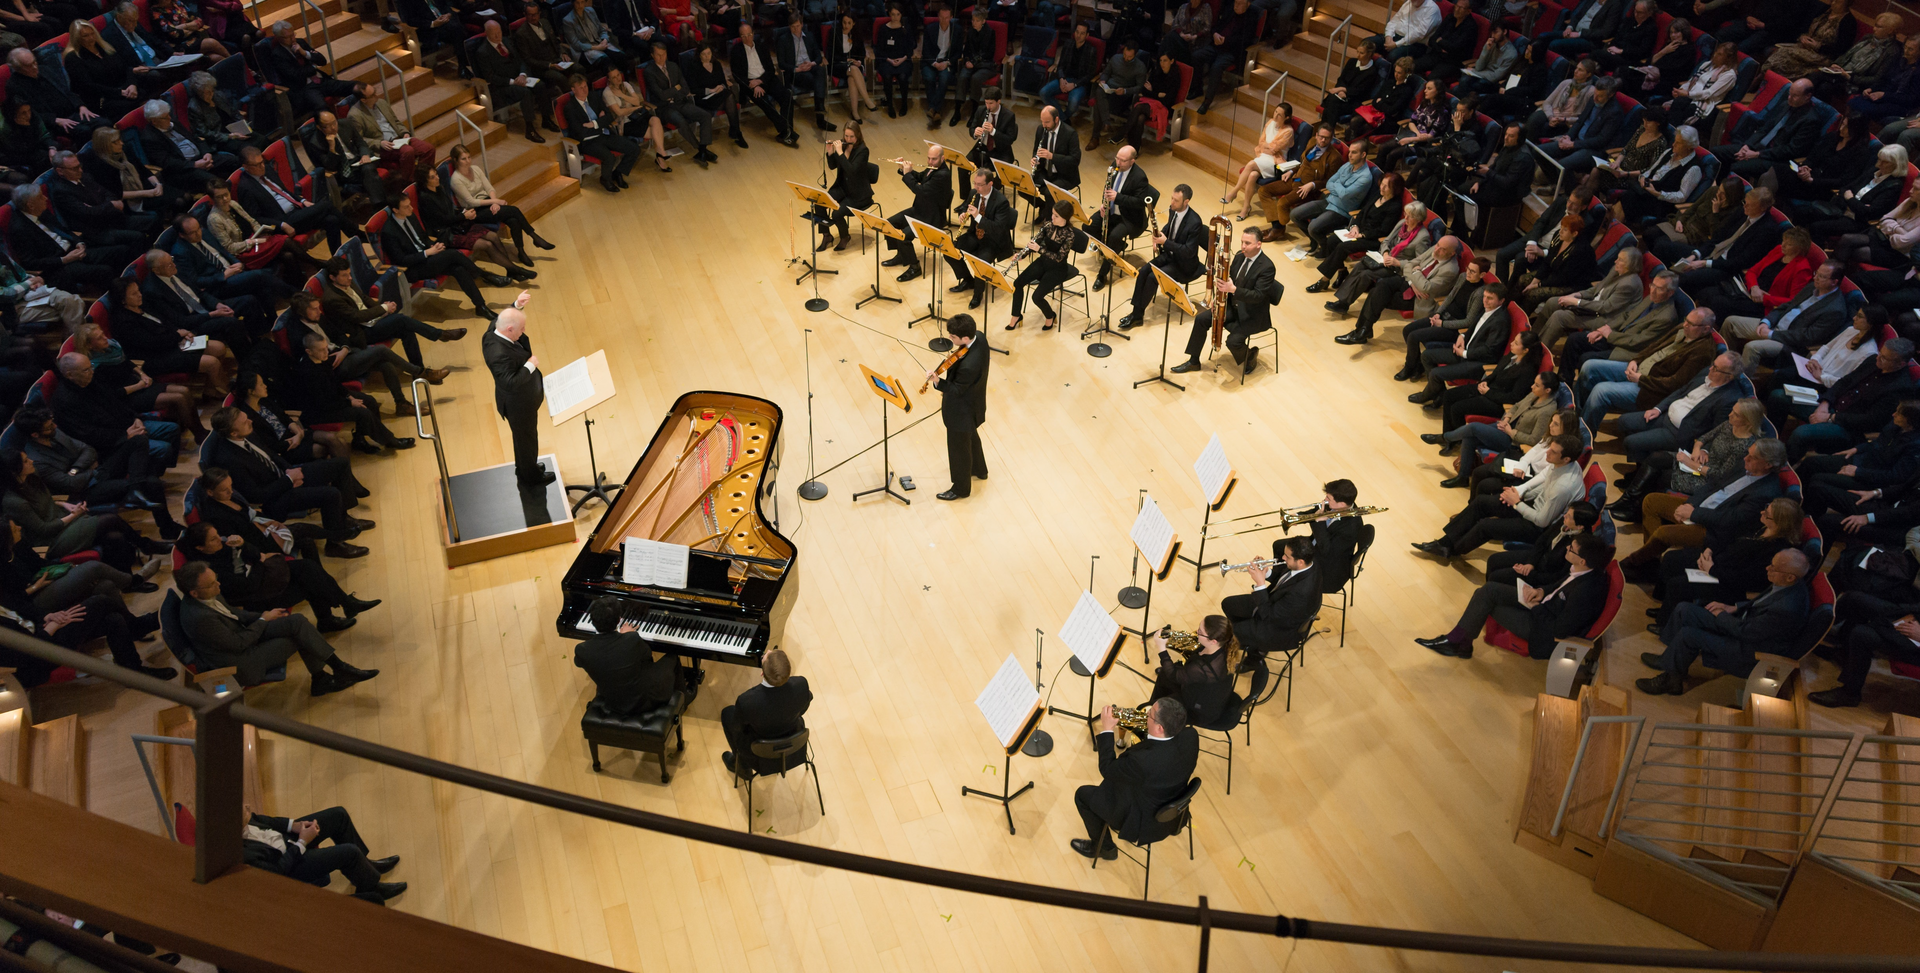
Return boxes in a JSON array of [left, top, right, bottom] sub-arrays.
[[687, 42, 745, 147], [827, 13, 878, 122], [1007, 200, 1085, 332], [1147, 615, 1237, 726], [814, 121, 873, 251]]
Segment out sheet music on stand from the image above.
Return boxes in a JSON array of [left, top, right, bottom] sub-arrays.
[[621, 537, 690, 589], [1057, 591, 1124, 678], [1129, 495, 1178, 576], [907, 217, 962, 259], [1048, 181, 1092, 224], [1194, 433, 1234, 507], [975, 654, 1043, 752], [544, 357, 595, 419], [930, 141, 977, 172]]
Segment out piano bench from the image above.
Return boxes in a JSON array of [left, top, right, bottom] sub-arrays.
[[582, 692, 688, 783]]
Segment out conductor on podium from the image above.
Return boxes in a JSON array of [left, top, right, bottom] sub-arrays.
[[1071, 699, 1199, 860], [483, 295, 552, 489], [927, 313, 989, 501]]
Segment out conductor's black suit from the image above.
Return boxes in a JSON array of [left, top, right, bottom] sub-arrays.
[[1221, 563, 1318, 662], [1185, 249, 1281, 364], [483, 327, 546, 483], [1074, 727, 1199, 845], [721, 676, 813, 775], [934, 337, 990, 496]]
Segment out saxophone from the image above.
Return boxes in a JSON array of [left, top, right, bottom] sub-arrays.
[[1113, 706, 1150, 735]]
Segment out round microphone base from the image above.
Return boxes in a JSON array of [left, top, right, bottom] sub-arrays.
[[1118, 586, 1148, 610], [797, 480, 829, 501], [1086, 342, 1113, 358], [804, 298, 830, 313], [928, 337, 954, 353], [1021, 729, 1054, 758]]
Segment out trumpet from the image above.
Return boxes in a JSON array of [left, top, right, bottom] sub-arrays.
[[1218, 556, 1282, 577]]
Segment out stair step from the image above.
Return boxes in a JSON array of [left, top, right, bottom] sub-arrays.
[[0, 709, 26, 788], [312, 24, 405, 73], [509, 173, 582, 223], [1172, 137, 1231, 180], [338, 61, 434, 98], [1319, 0, 1389, 33], [1236, 68, 1325, 115], [253, 0, 349, 24], [392, 79, 482, 133], [475, 137, 550, 184], [25, 714, 82, 808], [415, 103, 512, 151]]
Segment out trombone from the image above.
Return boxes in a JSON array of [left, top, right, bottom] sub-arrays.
[[1202, 503, 1387, 539]]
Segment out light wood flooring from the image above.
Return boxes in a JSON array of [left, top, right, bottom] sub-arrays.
[[49, 105, 1920, 972]]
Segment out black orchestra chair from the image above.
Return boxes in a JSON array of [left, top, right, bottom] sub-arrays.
[[734, 728, 826, 831], [1322, 523, 1376, 647], [582, 691, 688, 783], [1091, 777, 1202, 900], [1272, 611, 1325, 714]]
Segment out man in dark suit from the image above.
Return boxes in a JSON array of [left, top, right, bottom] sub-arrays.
[[1537, 0, 1627, 59], [208, 406, 374, 556], [400, 0, 476, 79], [177, 520, 375, 631], [1397, 257, 1494, 381], [1709, 79, 1824, 178], [1787, 340, 1920, 459], [288, 306, 443, 425], [1637, 549, 1812, 694], [919, 4, 962, 128], [473, 19, 556, 143], [1025, 106, 1080, 216], [235, 144, 346, 251], [720, 648, 811, 779], [47, 150, 157, 238], [1540, 77, 1627, 171], [104, 2, 184, 94], [484, 301, 553, 488], [143, 248, 267, 345], [1724, 263, 1850, 369], [575, 596, 688, 714], [1088, 145, 1151, 289], [1421, 533, 1614, 659], [177, 560, 378, 695], [731, 23, 800, 146], [262, 20, 359, 123], [1798, 404, 1920, 518], [51, 354, 182, 467], [2, 48, 109, 136], [1285, 479, 1366, 595], [6, 183, 137, 294], [1117, 184, 1207, 330], [1172, 225, 1282, 375], [1070, 697, 1199, 860], [1615, 353, 1747, 461], [952, 7, 1001, 126], [927, 314, 990, 500], [510, 1, 577, 100], [964, 86, 1018, 169], [1471, 123, 1538, 211], [882, 144, 954, 281], [380, 194, 502, 317], [1220, 536, 1319, 667], [319, 258, 466, 367], [1654, 187, 1783, 294], [560, 74, 643, 193], [139, 101, 235, 199], [773, 14, 833, 133], [174, 216, 290, 309], [240, 803, 404, 902], [643, 42, 716, 164], [301, 109, 386, 208], [943, 170, 1016, 308], [1619, 439, 1786, 576]]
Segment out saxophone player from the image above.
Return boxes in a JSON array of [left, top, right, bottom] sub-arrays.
[[943, 169, 1015, 309], [1088, 145, 1151, 291], [1170, 225, 1281, 376], [1117, 184, 1206, 330], [1024, 106, 1079, 217], [1221, 536, 1318, 672], [1147, 616, 1237, 727], [1071, 699, 1199, 861]]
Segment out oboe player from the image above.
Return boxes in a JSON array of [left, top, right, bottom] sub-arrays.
[[813, 121, 873, 252], [1146, 616, 1237, 726], [943, 169, 1014, 309], [1087, 144, 1150, 291], [965, 85, 1017, 169]]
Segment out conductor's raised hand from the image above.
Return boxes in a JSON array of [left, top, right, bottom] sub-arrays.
[[514, 290, 531, 309], [1098, 704, 1118, 735]]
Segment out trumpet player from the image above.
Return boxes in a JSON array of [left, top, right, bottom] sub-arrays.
[[1071, 699, 1198, 862], [1280, 479, 1365, 594], [1221, 536, 1318, 672], [881, 144, 953, 282], [1148, 617, 1237, 727], [1171, 226, 1282, 377], [1117, 184, 1205, 331], [1089, 145, 1152, 291], [943, 169, 1015, 309], [965, 85, 1017, 169], [1025, 106, 1080, 217]]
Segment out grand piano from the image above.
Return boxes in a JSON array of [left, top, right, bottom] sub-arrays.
[[556, 391, 797, 667]]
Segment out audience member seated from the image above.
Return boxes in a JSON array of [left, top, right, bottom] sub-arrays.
[[302, 105, 386, 211], [1510, 214, 1598, 319], [63, 22, 148, 122], [1555, 269, 1682, 383], [574, 595, 693, 715], [185, 70, 271, 158], [285, 329, 426, 450], [1419, 532, 1614, 659], [1, 447, 166, 576], [1756, 307, 1887, 427], [1495, 182, 1603, 284], [240, 804, 405, 902], [1413, 433, 1585, 559], [1298, 161, 1392, 264], [1635, 549, 1811, 694], [260, 20, 359, 124], [1317, 40, 1386, 128], [51, 352, 182, 468], [1338, 234, 1462, 346], [206, 407, 374, 558], [4, 48, 112, 137], [380, 193, 505, 319], [1811, 585, 1920, 707], [71, 319, 206, 442], [1350, 56, 1420, 140], [174, 215, 291, 311], [1653, 187, 1782, 296], [1613, 125, 1705, 227], [1620, 434, 1788, 581], [318, 258, 466, 367], [1526, 57, 1598, 142], [195, 466, 351, 563], [205, 183, 322, 286], [140, 99, 237, 205], [1578, 307, 1718, 432], [48, 147, 158, 238], [1432, 377, 1566, 488], [1538, 247, 1651, 350], [416, 167, 537, 281], [1612, 395, 1764, 519], [1398, 259, 1499, 386], [177, 559, 378, 694], [1316, 199, 1432, 309], [7, 183, 140, 295], [720, 647, 811, 779], [176, 521, 375, 631], [473, 18, 559, 144], [0, 514, 175, 682], [1432, 329, 1545, 439], [234, 368, 349, 463], [347, 81, 439, 188], [142, 249, 265, 349], [1780, 120, 1892, 234], [1722, 261, 1849, 368], [1654, 497, 1804, 626], [110, 276, 240, 396], [1780, 338, 1918, 459], [1485, 499, 1601, 586], [1797, 399, 1920, 518], [1694, 227, 1813, 324], [234, 144, 346, 252], [1070, 698, 1199, 861], [448, 144, 556, 259], [82, 129, 168, 225], [14, 405, 176, 533], [1539, 77, 1627, 174], [1610, 352, 1746, 462]]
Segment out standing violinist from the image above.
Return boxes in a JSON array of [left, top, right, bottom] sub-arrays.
[[943, 170, 1015, 309], [925, 314, 990, 501], [1146, 616, 1237, 727]]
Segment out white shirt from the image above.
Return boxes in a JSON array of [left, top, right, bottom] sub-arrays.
[[1667, 378, 1721, 426], [1464, 304, 1501, 346], [742, 42, 766, 81], [23, 213, 73, 252], [1808, 334, 1876, 389], [1385, 0, 1441, 46]]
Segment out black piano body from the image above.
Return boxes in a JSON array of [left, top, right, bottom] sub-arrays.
[[556, 391, 797, 668]]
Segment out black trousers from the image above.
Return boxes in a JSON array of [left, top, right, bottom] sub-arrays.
[[363, 313, 446, 366], [52, 245, 139, 293], [303, 400, 394, 452], [657, 100, 715, 147], [230, 613, 335, 683], [477, 202, 538, 250], [741, 77, 795, 136], [944, 416, 986, 494], [1074, 780, 1125, 844], [1353, 273, 1413, 331], [506, 403, 541, 480], [285, 805, 380, 892], [580, 133, 643, 178], [944, 228, 996, 286], [286, 78, 359, 124], [1403, 324, 1455, 374], [282, 199, 346, 250], [489, 81, 553, 135], [1449, 581, 1537, 650], [1010, 257, 1073, 318], [1440, 494, 1539, 554], [1185, 306, 1266, 361], [1087, 211, 1141, 277], [336, 344, 422, 409], [1127, 258, 1197, 319], [262, 481, 350, 538], [403, 250, 490, 311], [1834, 593, 1920, 693]]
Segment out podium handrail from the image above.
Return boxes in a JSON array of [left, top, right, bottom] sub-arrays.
[[411, 378, 458, 542]]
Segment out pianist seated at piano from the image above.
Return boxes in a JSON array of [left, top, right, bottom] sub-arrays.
[[720, 648, 811, 780], [575, 595, 694, 716]]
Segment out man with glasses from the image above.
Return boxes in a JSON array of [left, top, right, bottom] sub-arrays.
[[1613, 352, 1747, 461]]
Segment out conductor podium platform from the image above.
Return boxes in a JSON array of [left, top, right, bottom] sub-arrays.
[[441, 454, 577, 567]]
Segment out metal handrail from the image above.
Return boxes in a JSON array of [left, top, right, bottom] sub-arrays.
[[454, 108, 491, 181], [1549, 714, 1644, 839], [411, 377, 456, 542], [370, 49, 415, 135], [131, 733, 195, 841], [289, 0, 336, 69], [1318, 14, 1353, 100]]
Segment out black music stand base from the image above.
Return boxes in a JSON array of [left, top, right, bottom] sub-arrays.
[[1081, 270, 1130, 358], [857, 232, 903, 310], [851, 397, 910, 505], [565, 416, 624, 515], [962, 753, 1036, 835], [908, 248, 947, 329], [1022, 729, 1054, 757], [1118, 586, 1148, 610], [798, 480, 829, 501]]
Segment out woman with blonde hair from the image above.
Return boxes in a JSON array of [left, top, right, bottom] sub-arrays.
[[62, 20, 142, 119], [1220, 103, 1297, 220]]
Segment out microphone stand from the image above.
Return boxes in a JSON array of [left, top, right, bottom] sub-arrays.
[[796, 141, 838, 311], [798, 327, 828, 500]]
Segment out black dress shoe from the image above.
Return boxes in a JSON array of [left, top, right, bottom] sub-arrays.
[[1414, 635, 1455, 651], [371, 855, 401, 874], [309, 673, 348, 696], [480, 273, 513, 287], [1420, 433, 1445, 445], [342, 596, 382, 616], [1069, 838, 1119, 860], [779, 132, 801, 147], [968, 289, 984, 309], [1635, 672, 1686, 696], [881, 254, 913, 267], [733, 135, 750, 148], [324, 541, 370, 559], [897, 266, 922, 282], [1639, 651, 1667, 670], [1392, 368, 1417, 381], [1116, 314, 1139, 330], [347, 517, 376, 531], [1437, 474, 1469, 488], [936, 489, 967, 500], [520, 469, 558, 487], [127, 579, 159, 593], [532, 236, 556, 250], [525, 129, 546, 144], [390, 437, 417, 450], [1092, 274, 1109, 291], [815, 115, 835, 131], [949, 280, 975, 294], [1322, 300, 1348, 313], [1808, 688, 1863, 708], [1169, 359, 1202, 373], [1407, 391, 1434, 404], [1303, 279, 1330, 293], [975, 471, 988, 480], [1410, 539, 1451, 558], [316, 614, 357, 633], [352, 439, 383, 455], [1333, 329, 1368, 345], [375, 882, 408, 901], [137, 665, 178, 681]]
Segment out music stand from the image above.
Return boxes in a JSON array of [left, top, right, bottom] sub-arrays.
[[907, 217, 961, 333], [785, 180, 839, 312], [851, 207, 905, 310], [1177, 433, 1238, 590], [932, 141, 977, 176], [1122, 494, 1182, 658], [962, 654, 1045, 835], [545, 350, 621, 514], [1049, 590, 1126, 748], [1133, 263, 1197, 391], [1048, 181, 1091, 225], [993, 159, 1039, 213], [961, 252, 1016, 356], [851, 364, 912, 506], [1082, 234, 1137, 358]]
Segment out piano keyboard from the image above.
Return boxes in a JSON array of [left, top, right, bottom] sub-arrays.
[[575, 608, 758, 656]]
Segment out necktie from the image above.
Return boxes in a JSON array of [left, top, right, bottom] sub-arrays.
[[402, 218, 424, 251], [240, 437, 277, 470], [1709, 217, 1754, 260], [1758, 105, 1793, 147], [200, 241, 230, 269], [168, 275, 198, 306], [496, 44, 509, 58], [261, 175, 298, 211]]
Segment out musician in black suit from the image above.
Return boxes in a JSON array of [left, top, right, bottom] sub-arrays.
[[1419, 533, 1614, 660], [1637, 549, 1811, 695], [1088, 145, 1150, 289], [1220, 536, 1319, 668], [881, 144, 954, 281], [207, 407, 373, 556], [964, 86, 1017, 169], [484, 301, 553, 488], [730, 23, 800, 146], [474, 20, 556, 144], [235, 145, 346, 251], [773, 14, 834, 133], [241, 804, 404, 901], [1070, 698, 1199, 860], [575, 596, 689, 715], [561, 74, 643, 193], [5, 183, 139, 294], [262, 21, 358, 124], [173, 216, 290, 310], [927, 314, 989, 500], [813, 122, 874, 252], [1147, 616, 1237, 727], [1025, 106, 1080, 217], [1277, 479, 1366, 595], [381, 194, 503, 318], [1117, 184, 1206, 329], [944, 170, 1015, 308], [176, 560, 378, 696], [1172, 225, 1281, 375], [720, 648, 812, 779]]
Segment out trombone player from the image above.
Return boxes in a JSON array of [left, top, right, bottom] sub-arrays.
[[1147, 617, 1237, 727], [1279, 479, 1366, 596], [1221, 536, 1318, 673]]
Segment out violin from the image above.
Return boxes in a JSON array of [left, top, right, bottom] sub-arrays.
[[920, 343, 967, 393]]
